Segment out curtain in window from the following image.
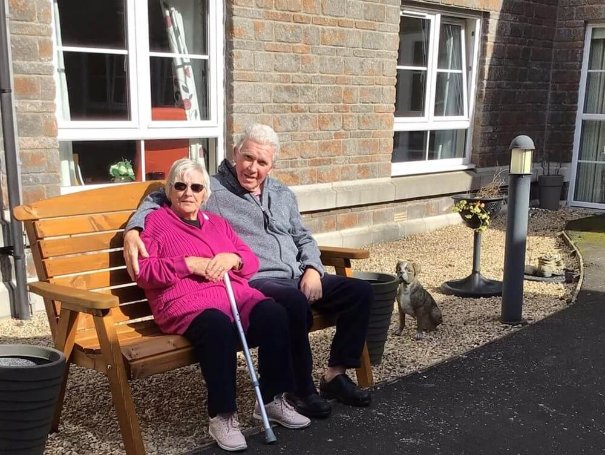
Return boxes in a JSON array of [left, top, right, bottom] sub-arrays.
[[576, 122, 605, 203], [161, 1, 204, 162], [435, 24, 463, 117], [576, 30, 605, 203]]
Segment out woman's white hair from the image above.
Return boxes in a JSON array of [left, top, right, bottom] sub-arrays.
[[165, 158, 211, 204], [235, 123, 280, 161]]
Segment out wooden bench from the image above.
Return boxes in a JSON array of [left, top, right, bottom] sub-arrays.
[[13, 181, 373, 455]]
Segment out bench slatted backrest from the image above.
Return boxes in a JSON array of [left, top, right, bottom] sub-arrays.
[[14, 182, 164, 339]]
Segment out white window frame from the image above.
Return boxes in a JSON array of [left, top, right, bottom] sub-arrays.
[[569, 22, 605, 209], [53, 0, 225, 191], [393, 8, 481, 176]]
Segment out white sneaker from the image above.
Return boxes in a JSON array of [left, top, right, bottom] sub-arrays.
[[208, 412, 247, 452], [253, 394, 311, 429]]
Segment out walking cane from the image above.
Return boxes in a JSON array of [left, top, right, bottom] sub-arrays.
[[223, 273, 277, 444]]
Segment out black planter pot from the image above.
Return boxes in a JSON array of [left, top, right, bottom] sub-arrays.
[[538, 174, 564, 210], [353, 272, 398, 366], [0, 344, 66, 455]]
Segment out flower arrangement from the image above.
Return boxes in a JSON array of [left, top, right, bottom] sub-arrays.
[[451, 168, 506, 232], [452, 199, 492, 232], [109, 158, 135, 182]]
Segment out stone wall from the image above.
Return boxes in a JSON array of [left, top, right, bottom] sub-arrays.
[[4, 0, 59, 206], [227, 0, 401, 186]]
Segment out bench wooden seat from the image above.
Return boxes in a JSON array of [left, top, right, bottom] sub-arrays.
[[13, 181, 373, 455]]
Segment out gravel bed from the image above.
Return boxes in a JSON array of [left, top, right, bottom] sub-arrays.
[[0, 207, 594, 454]]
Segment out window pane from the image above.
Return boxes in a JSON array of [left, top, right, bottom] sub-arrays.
[[56, 0, 126, 49], [438, 23, 462, 70], [61, 139, 212, 186], [584, 73, 605, 114], [141, 138, 210, 180], [150, 57, 209, 120], [395, 70, 426, 117], [392, 131, 427, 162], [434, 72, 463, 116], [398, 17, 430, 67], [428, 130, 466, 159], [588, 28, 605, 70], [63, 52, 129, 120], [574, 162, 605, 204], [578, 120, 605, 162], [68, 140, 137, 184], [585, 31, 605, 114], [148, 0, 208, 55]]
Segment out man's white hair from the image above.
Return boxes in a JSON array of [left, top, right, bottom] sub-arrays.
[[236, 123, 280, 161]]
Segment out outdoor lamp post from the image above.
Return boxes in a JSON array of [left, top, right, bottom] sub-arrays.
[[501, 135, 534, 324]]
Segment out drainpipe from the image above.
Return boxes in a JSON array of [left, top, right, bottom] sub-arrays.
[[0, 0, 31, 320]]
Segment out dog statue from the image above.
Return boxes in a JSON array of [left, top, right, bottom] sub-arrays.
[[395, 260, 443, 339]]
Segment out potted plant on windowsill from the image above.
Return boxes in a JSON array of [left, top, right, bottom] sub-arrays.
[[109, 158, 135, 183], [538, 151, 564, 211]]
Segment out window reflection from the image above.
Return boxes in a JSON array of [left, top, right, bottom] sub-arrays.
[[150, 58, 208, 120], [428, 130, 466, 159], [63, 53, 129, 120], [56, 0, 126, 49], [392, 131, 427, 162], [398, 17, 429, 67], [434, 73, 463, 116], [148, 0, 209, 121], [395, 70, 426, 117]]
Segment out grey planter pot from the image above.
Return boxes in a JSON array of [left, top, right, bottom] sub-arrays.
[[353, 272, 398, 366], [0, 344, 66, 455], [538, 174, 564, 210]]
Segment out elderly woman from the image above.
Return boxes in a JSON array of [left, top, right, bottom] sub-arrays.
[[136, 158, 309, 452]]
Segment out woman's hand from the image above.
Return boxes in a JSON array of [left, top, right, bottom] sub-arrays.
[[205, 253, 242, 282], [185, 257, 211, 278]]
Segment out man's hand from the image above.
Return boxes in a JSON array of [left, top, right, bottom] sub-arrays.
[[124, 230, 148, 280], [299, 267, 322, 303]]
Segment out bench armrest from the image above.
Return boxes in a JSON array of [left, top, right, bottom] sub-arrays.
[[319, 245, 369, 261], [318, 245, 369, 277], [29, 281, 119, 314]]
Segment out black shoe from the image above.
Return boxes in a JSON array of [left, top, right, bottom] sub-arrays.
[[319, 374, 371, 407], [285, 393, 332, 418]]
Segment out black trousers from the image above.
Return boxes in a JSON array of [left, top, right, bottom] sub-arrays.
[[183, 300, 294, 417], [250, 273, 372, 397]]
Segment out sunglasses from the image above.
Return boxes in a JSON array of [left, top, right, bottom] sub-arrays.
[[172, 182, 205, 193]]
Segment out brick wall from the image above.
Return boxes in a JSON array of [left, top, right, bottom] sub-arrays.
[[227, 0, 401, 186], [545, 1, 605, 166], [473, 0, 559, 167], [4, 0, 60, 206]]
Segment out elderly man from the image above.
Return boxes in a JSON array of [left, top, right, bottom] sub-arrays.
[[124, 124, 372, 418]]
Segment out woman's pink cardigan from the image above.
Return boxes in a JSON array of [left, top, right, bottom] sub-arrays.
[[136, 206, 266, 335]]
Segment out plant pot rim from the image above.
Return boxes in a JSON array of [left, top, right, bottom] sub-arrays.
[[538, 174, 564, 181], [0, 344, 65, 370], [452, 193, 506, 203], [352, 271, 398, 284]]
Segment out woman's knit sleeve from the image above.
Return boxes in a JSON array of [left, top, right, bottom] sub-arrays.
[[136, 230, 191, 290]]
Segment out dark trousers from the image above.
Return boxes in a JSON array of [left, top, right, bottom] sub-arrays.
[[250, 273, 372, 397], [183, 300, 294, 417]]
